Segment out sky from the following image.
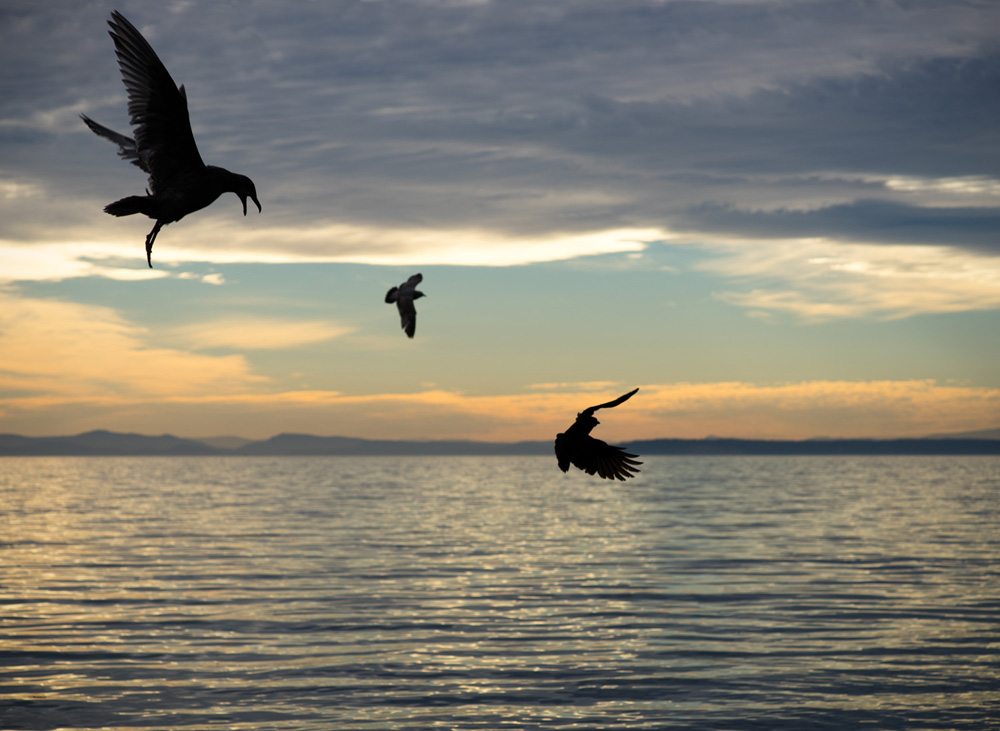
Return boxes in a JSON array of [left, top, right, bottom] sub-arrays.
[[1, 0, 999, 442]]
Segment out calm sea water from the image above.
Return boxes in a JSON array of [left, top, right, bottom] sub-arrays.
[[1, 455, 998, 730]]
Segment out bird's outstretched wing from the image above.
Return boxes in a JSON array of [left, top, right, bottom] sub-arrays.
[[107, 11, 205, 187], [555, 431, 642, 481], [579, 387, 639, 418], [397, 298, 417, 338]]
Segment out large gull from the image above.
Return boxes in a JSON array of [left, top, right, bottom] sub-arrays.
[[81, 10, 260, 267]]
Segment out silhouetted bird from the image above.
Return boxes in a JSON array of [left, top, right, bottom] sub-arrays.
[[555, 388, 642, 481], [80, 10, 260, 267], [385, 273, 425, 339]]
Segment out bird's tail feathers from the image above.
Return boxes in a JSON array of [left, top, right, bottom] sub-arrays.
[[104, 195, 154, 218], [385, 286, 399, 303]]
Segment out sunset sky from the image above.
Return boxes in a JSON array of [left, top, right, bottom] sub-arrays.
[[2, 0, 999, 442]]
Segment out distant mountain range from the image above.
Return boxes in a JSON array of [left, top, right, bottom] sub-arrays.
[[1, 429, 998, 456]]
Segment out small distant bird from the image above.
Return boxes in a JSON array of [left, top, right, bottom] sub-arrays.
[[385, 273, 425, 338], [81, 11, 261, 267], [555, 388, 642, 481]]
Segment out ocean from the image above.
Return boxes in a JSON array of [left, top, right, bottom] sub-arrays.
[[2, 455, 998, 730]]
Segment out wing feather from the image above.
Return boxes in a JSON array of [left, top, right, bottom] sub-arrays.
[[397, 297, 417, 338], [568, 435, 642, 481], [107, 11, 205, 189]]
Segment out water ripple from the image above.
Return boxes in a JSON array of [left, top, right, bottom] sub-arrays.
[[1, 455, 998, 730]]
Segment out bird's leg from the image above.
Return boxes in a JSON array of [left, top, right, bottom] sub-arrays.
[[145, 221, 163, 268]]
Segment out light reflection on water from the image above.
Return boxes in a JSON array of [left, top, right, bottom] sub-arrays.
[[1, 455, 999, 730]]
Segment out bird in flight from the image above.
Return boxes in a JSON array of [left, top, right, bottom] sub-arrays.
[[81, 10, 260, 267], [555, 388, 642, 480], [385, 273, 425, 339]]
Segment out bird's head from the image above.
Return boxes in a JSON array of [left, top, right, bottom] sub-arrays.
[[233, 174, 261, 216]]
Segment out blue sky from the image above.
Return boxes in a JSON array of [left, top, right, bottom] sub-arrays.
[[1, 0, 999, 441]]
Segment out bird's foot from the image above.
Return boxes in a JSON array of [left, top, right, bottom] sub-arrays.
[[145, 223, 162, 268]]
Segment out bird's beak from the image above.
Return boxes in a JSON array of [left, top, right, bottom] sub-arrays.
[[240, 194, 262, 216]]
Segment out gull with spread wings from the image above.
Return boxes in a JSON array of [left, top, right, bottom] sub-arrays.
[[555, 388, 642, 481], [81, 11, 260, 267], [385, 273, 425, 339]]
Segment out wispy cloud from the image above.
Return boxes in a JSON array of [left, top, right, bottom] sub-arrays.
[[676, 200, 1000, 254], [2, 342, 996, 441], [172, 316, 353, 350], [0, 293, 265, 405], [0, 225, 659, 278], [0, 178, 42, 200], [880, 175, 1000, 206], [698, 239, 1000, 321], [635, 380, 1000, 441], [528, 381, 622, 392], [0, 240, 172, 284]]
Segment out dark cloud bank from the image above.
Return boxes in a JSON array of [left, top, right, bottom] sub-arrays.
[[3, 0, 998, 253]]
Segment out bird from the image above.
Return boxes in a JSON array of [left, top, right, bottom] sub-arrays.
[[80, 10, 260, 267], [555, 388, 642, 481], [385, 273, 425, 338]]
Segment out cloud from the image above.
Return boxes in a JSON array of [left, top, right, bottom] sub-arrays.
[[881, 175, 1000, 205], [0, 240, 172, 284], [172, 316, 353, 350], [4, 3, 997, 289], [695, 238, 1000, 321], [0, 225, 658, 279], [177, 271, 226, 285], [0, 178, 41, 199], [2, 371, 997, 442], [529, 381, 622, 392], [636, 380, 1000, 441], [225, 224, 657, 266], [17, 3, 991, 240], [0, 292, 265, 408], [677, 200, 1000, 254]]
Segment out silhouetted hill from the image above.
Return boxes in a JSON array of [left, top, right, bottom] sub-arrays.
[[923, 428, 1000, 440], [197, 435, 254, 450], [0, 430, 221, 456], [236, 433, 550, 456], [1, 430, 998, 456]]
